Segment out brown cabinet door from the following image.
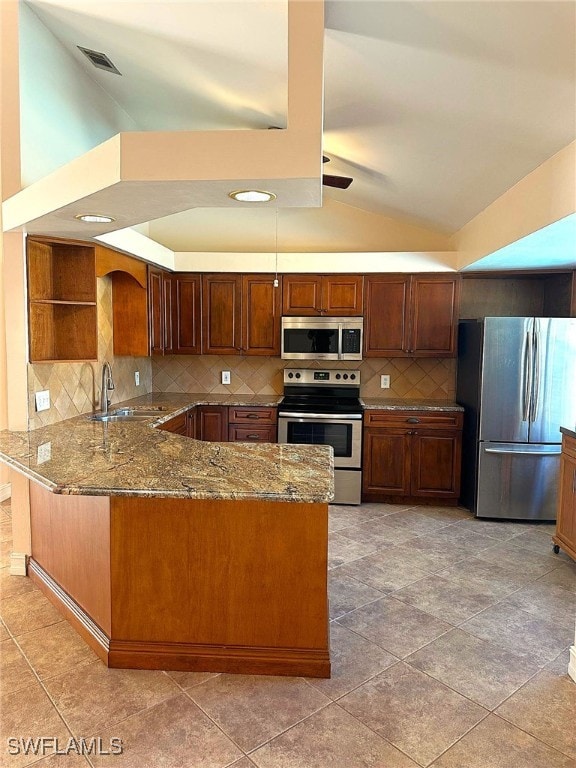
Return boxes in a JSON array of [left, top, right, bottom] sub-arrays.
[[187, 408, 197, 439], [362, 428, 411, 496], [323, 275, 363, 315], [556, 453, 576, 555], [202, 275, 242, 354], [411, 429, 462, 498], [197, 406, 229, 442], [242, 275, 281, 355], [162, 273, 174, 354], [410, 276, 460, 356], [173, 274, 201, 354], [282, 275, 322, 315], [148, 268, 164, 355], [364, 276, 411, 357]]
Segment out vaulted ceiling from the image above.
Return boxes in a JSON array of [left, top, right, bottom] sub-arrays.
[[16, 0, 576, 263]]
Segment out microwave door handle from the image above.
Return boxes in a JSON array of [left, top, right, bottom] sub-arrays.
[[337, 323, 343, 360]]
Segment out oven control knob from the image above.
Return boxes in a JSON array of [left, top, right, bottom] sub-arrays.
[[295, 372, 301, 379], [288, 372, 294, 379], [343, 373, 349, 380], [350, 374, 356, 380], [335, 373, 341, 380]]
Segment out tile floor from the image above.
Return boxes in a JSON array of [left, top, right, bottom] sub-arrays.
[[1, 498, 575, 767]]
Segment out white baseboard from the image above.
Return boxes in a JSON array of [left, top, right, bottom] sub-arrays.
[[9, 552, 27, 576], [0, 483, 11, 502], [569, 646, 576, 684]]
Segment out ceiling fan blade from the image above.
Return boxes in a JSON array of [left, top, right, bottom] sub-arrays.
[[322, 173, 353, 189]]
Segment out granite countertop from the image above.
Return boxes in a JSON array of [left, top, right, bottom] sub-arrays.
[[0, 394, 332, 503], [560, 427, 576, 441], [361, 398, 464, 412]]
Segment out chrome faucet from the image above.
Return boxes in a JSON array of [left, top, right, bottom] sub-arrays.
[[100, 361, 115, 415]]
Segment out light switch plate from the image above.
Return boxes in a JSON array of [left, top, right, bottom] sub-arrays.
[[221, 371, 231, 385], [35, 390, 50, 411], [380, 375, 391, 389], [134, 371, 140, 386]]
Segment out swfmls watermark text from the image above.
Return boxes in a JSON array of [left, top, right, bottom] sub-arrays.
[[7, 736, 123, 757]]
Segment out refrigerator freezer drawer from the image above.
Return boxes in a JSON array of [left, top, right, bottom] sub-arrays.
[[477, 442, 560, 521]]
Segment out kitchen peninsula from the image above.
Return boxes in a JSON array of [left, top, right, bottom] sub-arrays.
[[0, 395, 333, 678]]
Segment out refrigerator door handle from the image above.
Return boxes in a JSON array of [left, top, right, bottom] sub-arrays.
[[530, 320, 541, 423], [484, 447, 561, 456], [522, 326, 533, 422]]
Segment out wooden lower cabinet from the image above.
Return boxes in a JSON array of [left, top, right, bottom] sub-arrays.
[[28, 483, 330, 677], [228, 407, 277, 443], [196, 406, 229, 442], [362, 410, 463, 504], [553, 433, 576, 561], [157, 411, 188, 435]]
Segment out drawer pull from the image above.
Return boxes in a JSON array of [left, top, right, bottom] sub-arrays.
[[406, 417, 421, 424], [246, 414, 261, 419], [246, 433, 261, 439]]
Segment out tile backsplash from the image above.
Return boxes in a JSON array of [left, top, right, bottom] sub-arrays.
[[28, 278, 152, 429], [152, 355, 456, 400]]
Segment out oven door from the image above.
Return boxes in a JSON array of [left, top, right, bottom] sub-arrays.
[[277, 413, 362, 469]]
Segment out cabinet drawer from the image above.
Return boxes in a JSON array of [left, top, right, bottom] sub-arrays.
[[158, 412, 188, 434], [229, 407, 277, 425], [364, 410, 463, 430], [228, 425, 277, 443]]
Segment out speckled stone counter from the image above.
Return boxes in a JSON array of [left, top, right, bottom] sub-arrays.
[[361, 398, 464, 412], [0, 394, 332, 503], [4, 393, 333, 677], [560, 426, 576, 440]]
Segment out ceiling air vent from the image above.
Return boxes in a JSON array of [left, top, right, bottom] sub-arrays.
[[77, 46, 121, 75]]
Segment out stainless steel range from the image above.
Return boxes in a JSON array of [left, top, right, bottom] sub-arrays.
[[277, 368, 363, 505]]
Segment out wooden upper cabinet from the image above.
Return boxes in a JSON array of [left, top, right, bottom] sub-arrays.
[[95, 246, 149, 357], [242, 275, 282, 356], [27, 237, 97, 362], [202, 274, 242, 354], [282, 276, 322, 315], [148, 268, 165, 356], [411, 276, 460, 356], [202, 274, 280, 355], [364, 274, 460, 357], [364, 276, 410, 356], [282, 275, 363, 316], [162, 272, 175, 355], [323, 275, 364, 315], [173, 274, 201, 355]]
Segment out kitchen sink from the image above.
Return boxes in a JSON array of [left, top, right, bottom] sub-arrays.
[[89, 407, 168, 422]]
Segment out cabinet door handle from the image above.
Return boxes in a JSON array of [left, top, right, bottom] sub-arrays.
[[246, 434, 260, 439], [406, 417, 421, 424]]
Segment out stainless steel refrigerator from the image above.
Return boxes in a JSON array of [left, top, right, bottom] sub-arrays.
[[457, 317, 576, 520]]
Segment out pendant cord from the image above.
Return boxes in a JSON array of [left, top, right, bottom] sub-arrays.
[[273, 207, 279, 288]]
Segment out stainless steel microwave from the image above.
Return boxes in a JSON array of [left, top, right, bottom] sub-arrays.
[[281, 316, 363, 361]]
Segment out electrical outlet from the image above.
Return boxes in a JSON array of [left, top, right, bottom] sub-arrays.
[[221, 371, 231, 385], [35, 390, 50, 412], [380, 375, 391, 389], [37, 442, 51, 464], [134, 371, 140, 386]]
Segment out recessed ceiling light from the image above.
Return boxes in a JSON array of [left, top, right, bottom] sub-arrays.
[[228, 190, 276, 203], [75, 214, 116, 224]]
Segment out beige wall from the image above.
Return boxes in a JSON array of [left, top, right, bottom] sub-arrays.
[[453, 142, 576, 269]]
